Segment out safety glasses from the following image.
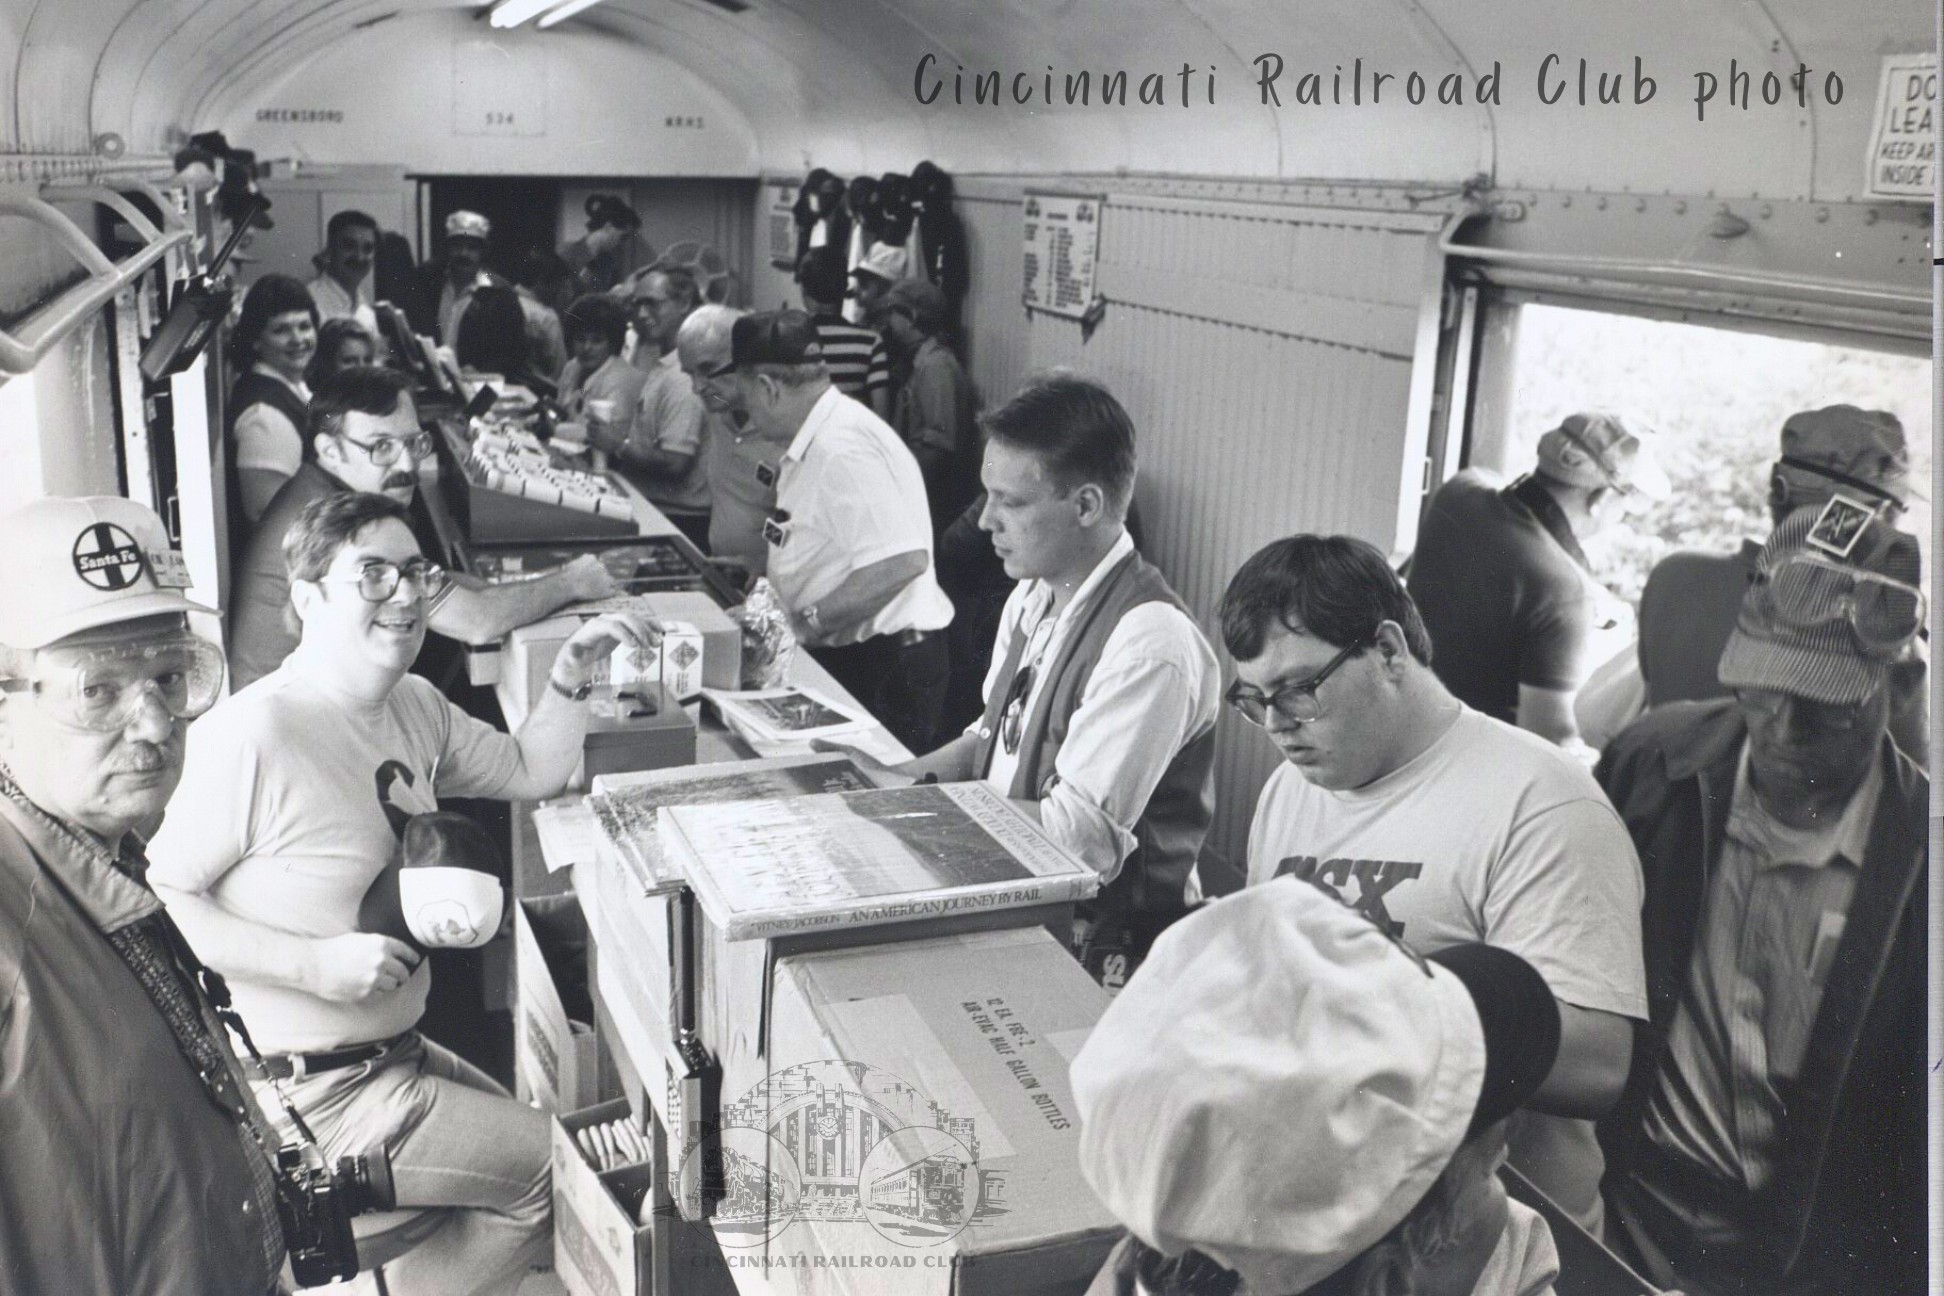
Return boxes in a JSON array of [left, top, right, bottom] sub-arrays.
[[1749, 554, 1926, 657], [2, 635, 226, 732]]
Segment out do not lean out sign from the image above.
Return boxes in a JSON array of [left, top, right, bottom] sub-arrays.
[[1863, 52, 1935, 201]]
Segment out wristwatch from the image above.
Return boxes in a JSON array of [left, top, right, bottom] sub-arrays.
[[549, 675, 593, 702]]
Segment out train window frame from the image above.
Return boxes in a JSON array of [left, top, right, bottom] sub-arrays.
[[1446, 287, 1931, 608]]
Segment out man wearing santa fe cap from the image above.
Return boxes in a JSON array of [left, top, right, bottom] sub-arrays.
[[0, 495, 287, 1294]]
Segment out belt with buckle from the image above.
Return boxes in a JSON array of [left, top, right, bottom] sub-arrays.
[[260, 1038, 395, 1081], [891, 628, 938, 649]]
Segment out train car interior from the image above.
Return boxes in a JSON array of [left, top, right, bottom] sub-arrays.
[[0, 0, 1934, 1293]]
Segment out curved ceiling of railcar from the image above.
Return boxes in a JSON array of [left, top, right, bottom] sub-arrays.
[[4, 0, 1932, 200]]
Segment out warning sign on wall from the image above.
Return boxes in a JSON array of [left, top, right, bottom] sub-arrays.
[[1023, 194, 1103, 319], [1863, 53, 1935, 201]]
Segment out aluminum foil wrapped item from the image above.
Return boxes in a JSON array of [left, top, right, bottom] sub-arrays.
[[733, 578, 796, 689]]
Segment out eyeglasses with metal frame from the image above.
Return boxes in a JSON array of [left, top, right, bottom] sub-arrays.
[[1224, 638, 1368, 727]]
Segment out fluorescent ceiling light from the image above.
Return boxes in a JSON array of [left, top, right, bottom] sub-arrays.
[[487, 0, 557, 28], [537, 0, 608, 26]]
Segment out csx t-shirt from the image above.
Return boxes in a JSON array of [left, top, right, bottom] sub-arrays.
[[1245, 706, 1647, 1022]]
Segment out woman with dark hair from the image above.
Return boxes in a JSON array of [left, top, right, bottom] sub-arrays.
[[556, 293, 645, 446], [304, 316, 378, 388], [226, 273, 317, 526], [454, 285, 539, 387]]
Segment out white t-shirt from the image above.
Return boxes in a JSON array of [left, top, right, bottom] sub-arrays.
[[149, 668, 523, 1053], [1247, 707, 1645, 1019], [769, 386, 953, 646]]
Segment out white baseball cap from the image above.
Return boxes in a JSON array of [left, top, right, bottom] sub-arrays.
[[445, 210, 492, 242], [0, 496, 214, 650], [1071, 878, 1559, 1296], [850, 241, 910, 285]]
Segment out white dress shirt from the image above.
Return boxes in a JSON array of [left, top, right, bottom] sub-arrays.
[[769, 386, 953, 646], [972, 531, 1220, 882]]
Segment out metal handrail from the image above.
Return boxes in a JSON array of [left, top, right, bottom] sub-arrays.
[[1438, 224, 1930, 311], [0, 193, 192, 376]]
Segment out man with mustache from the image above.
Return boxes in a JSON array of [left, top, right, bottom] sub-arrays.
[[308, 208, 381, 337], [0, 496, 286, 1293], [227, 366, 615, 689]]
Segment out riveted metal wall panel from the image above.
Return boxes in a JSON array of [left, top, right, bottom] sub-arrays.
[[949, 175, 1437, 868]]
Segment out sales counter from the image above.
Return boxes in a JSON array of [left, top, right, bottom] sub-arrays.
[[408, 394, 1119, 1296]]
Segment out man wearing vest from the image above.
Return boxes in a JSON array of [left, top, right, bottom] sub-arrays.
[[830, 374, 1219, 988]]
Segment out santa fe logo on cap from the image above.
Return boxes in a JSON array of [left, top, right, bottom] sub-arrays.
[[72, 523, 146, 591]]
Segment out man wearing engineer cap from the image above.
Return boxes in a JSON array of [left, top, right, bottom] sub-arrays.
[[1595, 505, 1926, 1295], [1072, 876, 1564, 1296], [413, 209, 507, 345], [1409, 411, 1667, 751], [0, 495, 286, 1293], [150, 490, 661, 1295], [723, 308, 953, 751], [1634, 404, 1924, 759]]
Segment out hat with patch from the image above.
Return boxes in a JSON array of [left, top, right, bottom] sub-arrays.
[[1718, 504, 1925, 704], [0, 496, 214, 650], [1775, 405, 1910, 508], [1536, 411, 1670, 500], [731, 309, 824, 368], [1071, 877, 1559, 1296], [850, 241, 910, 285], [359, 811, 507, 954], [444, 210, 492, 242]]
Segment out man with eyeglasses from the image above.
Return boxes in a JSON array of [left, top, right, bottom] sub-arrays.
[[721, 309, 953, 752], [610, 266, 712, 549], [229, 365, 616, 689], [1594, 506, 1926, 1295], [675, 304, 781, 579], [0, 495, 286, 1293], [1221, 534, 1646, 1236], [828, 375, 1218, 989], [150, 489, 661, 1295]]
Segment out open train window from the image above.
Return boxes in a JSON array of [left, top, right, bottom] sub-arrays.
[[1465, 300, 1932, 606]]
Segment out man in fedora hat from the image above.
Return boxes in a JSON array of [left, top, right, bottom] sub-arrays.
[[1409, 411, 1668, 750], [1596, 506, 1927, 1294], [0, 495, 285, 1293]]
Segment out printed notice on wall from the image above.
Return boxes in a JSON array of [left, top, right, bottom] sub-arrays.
[[1023, 193, 1103, 319], [769, 181, 800, 269], [453, 38, 547, 137], [1863, 53, 1934, 200]]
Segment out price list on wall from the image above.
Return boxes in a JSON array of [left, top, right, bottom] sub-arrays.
[[1022, 193, 1103, 319]]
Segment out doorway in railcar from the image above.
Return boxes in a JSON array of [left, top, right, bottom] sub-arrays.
[[1464, 300, 1933, 608]]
